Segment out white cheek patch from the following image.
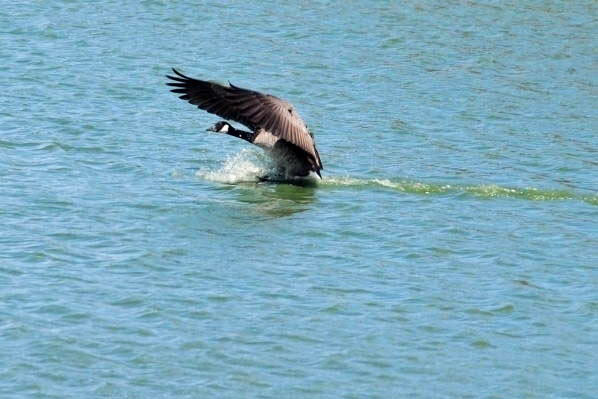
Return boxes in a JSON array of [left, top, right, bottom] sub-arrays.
[[219, 124, 229, 133]]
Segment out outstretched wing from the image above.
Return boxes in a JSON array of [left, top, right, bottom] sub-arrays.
[[166, 68, 322, 170]]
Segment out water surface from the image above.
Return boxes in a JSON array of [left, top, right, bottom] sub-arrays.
[[1, 1, 597, 398]]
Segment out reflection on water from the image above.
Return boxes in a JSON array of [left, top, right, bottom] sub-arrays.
[[232, 182, 317, 218]]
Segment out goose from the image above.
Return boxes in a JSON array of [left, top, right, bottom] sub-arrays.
[[166, 68, 323, 181]]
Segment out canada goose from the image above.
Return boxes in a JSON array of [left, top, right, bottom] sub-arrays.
[[166, 68, 323, 180]]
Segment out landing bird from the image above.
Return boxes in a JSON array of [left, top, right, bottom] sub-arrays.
[[166, 68, 323, 180]]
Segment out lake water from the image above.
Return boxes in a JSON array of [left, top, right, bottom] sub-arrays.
[[1, 1, 597, 398]]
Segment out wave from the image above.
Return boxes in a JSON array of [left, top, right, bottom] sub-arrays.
[[195, 150, 597, 205], [321, 177, 597, 204]]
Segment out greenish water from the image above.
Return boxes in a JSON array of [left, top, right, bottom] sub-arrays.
[[1, 1, 597, 398]]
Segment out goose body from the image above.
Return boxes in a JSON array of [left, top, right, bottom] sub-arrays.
[[166, 68, 323, 180]]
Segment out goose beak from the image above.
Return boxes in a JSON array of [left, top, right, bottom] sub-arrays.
[[206, 127, 216, 132]]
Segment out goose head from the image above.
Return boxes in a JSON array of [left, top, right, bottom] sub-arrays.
[[206, 121, 231, 133]]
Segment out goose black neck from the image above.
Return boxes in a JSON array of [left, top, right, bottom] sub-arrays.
[[226, 125, 254, 143]]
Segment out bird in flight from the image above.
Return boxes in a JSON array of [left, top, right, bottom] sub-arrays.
[[166, 68, 323, 181]]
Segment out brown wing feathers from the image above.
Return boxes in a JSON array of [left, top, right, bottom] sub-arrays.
[[166, 69, 255, 129]]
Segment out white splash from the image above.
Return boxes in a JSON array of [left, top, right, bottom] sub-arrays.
[[320, 176, 453, 194], [319, 176, 364, 186], [196, 149, 273, 184]]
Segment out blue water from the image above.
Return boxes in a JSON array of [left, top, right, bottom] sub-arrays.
[[1, 1, 597, 398]]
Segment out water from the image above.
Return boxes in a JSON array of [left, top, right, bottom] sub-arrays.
[[1, 0, 597, 397]]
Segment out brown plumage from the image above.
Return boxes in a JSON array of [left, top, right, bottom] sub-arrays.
[[166, 68, 322, 178]]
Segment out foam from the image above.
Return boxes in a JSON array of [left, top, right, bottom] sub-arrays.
[[320, 176, 595, 204], [196, 149, 272, 184]]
